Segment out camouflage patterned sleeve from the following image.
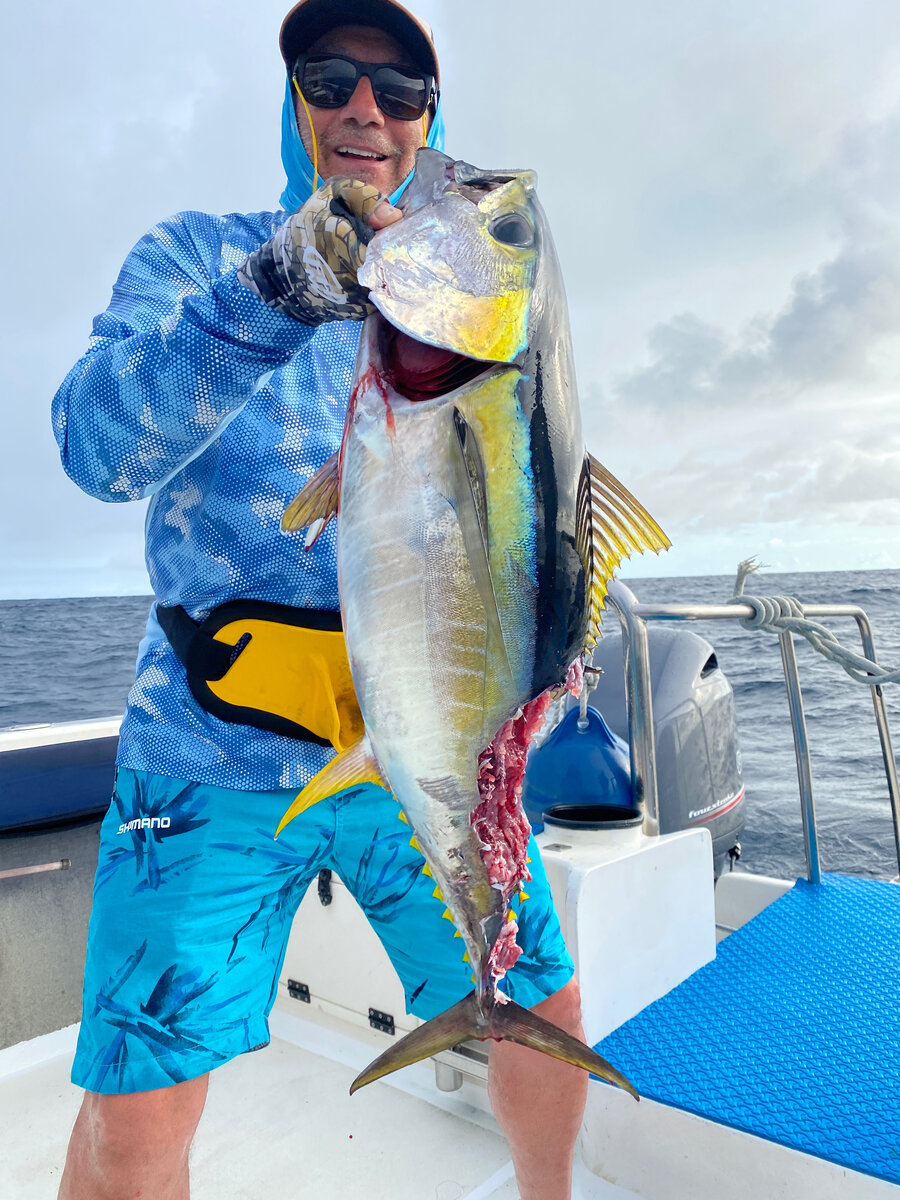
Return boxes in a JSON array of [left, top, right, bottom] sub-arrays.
[[52, 211, 315, 502], [238, 178, 383, 325]]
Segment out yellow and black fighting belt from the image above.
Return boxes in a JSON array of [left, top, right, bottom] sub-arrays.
[[156, 600, 363, 751]]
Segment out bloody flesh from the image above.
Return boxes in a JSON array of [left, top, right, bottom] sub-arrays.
[[473, 690, 554, 983]]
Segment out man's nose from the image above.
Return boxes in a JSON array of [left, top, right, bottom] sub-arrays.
[[342, 74, 385, 126]]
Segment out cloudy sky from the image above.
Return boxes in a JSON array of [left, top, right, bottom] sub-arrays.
[[3, 0, 900, 598]]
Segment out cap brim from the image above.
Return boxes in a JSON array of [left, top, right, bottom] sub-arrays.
[[280, 0, 439, 88]]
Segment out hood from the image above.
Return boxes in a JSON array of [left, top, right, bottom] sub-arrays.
[[279, 78, 446, 212]]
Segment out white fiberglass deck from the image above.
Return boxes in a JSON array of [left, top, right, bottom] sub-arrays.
[[0, 1004, 643, 1200], [1, 1025, 510, 1199]]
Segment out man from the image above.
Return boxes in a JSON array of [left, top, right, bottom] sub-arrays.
[[53, 3, 589, 1197]]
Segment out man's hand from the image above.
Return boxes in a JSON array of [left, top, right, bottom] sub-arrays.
[[238, 178, 402, 325]]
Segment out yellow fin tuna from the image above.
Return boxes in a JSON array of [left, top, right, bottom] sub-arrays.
[[281, 149, 668, 1098]]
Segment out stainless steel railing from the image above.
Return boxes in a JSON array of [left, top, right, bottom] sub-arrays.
[[604, 579, 900, 883]]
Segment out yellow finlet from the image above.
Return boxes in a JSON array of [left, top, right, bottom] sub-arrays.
[[276, 735, 387, 837], [421, 863, 433, 878], [409, 835, 421, 853], [453, 929, 462, 938], [519, 890, 530, 902], [507, 910, 517, 922], [441, 909, 455, 922], [397, 809, 409, 825], [432, 885, 444, 902], [461, 951, 471, 964]]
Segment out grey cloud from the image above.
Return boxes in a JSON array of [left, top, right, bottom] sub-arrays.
[[637, 429, 900, 535], [615, 226, 900, 410]]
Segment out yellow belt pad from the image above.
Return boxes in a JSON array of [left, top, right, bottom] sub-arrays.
[[207, 619, 363, 752]]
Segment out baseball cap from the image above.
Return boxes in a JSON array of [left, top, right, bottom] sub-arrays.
[[280, 0, 440, 89]]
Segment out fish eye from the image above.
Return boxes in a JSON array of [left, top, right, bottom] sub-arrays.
[[488, 212, 534, 249]]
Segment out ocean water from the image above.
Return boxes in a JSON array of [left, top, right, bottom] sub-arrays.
[[1, 569, 898, 881]]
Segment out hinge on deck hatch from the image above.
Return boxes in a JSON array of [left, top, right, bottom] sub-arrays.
[[287, 979, 310, 1003], [369, 1008, 395, 1035]]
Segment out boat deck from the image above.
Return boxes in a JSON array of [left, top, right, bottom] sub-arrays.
[[0, 1015, 518, 1200], [0, 1003, 642, 1200], [596, 873, 900, 1186]]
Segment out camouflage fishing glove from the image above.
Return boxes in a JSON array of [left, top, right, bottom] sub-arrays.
[[238, 178, 385, 325]]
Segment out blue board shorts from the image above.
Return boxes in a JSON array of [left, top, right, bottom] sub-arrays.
[[73, 767, 574, 1094]]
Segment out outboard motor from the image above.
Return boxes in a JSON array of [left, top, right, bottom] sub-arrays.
[[524, 626, 744, 877]]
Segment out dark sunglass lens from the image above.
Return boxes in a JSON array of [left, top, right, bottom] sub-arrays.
[[301, 56, 357, 107], [373, 67, 428, 119]]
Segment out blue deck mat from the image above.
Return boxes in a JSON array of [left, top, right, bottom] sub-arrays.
[[595, 873, 900, 1184]]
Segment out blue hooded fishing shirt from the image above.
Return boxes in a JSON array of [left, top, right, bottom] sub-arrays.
[[52, 84, 445, 791]]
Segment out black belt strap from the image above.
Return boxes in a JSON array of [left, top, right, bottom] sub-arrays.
[[156, 604, 245, 682]]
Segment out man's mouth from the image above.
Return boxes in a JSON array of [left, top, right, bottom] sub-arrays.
[[334, 145, 389, 163]]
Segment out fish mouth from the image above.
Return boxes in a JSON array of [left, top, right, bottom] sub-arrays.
[[375, 315, 502, 403]]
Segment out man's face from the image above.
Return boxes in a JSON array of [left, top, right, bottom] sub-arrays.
[[294, 25, 427, 196]]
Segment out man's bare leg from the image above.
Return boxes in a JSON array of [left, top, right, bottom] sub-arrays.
[[58, 1073, 209, 1200], [488, 978, 588, 1200]]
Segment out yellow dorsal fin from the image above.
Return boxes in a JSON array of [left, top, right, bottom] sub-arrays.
[[579, 453, 671, 651], [282, 452, 340, 545], [275, 735, 387, 837]]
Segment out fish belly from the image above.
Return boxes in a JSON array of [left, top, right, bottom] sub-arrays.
[[337, 395, 509, 968]]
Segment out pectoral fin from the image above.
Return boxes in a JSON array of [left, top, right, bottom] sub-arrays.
[[282, 452, 340, 546], [448, 408, 515, 719], [578, 454, 671, 651], [275, 735, 389, 837]]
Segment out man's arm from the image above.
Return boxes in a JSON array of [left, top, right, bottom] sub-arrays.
[[51, 210, 316, 503]]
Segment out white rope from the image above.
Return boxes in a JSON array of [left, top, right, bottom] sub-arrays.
[[728, 558, 900, 685]]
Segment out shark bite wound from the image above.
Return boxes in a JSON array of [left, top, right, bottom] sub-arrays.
[[473, 692, 553, 984]]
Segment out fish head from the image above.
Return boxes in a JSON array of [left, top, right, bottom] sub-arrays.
[[359, 149, 542, 374]]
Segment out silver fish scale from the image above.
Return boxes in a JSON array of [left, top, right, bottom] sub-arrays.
[[339, 390, 507, 972]]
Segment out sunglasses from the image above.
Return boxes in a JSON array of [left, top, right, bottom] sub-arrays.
[[293, 53, 435, 122]]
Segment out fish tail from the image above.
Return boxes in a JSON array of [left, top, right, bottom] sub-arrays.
[[349, 992, 486, 1094], [348, 990, 638, 1100], [487, 996, 639, 1099]]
